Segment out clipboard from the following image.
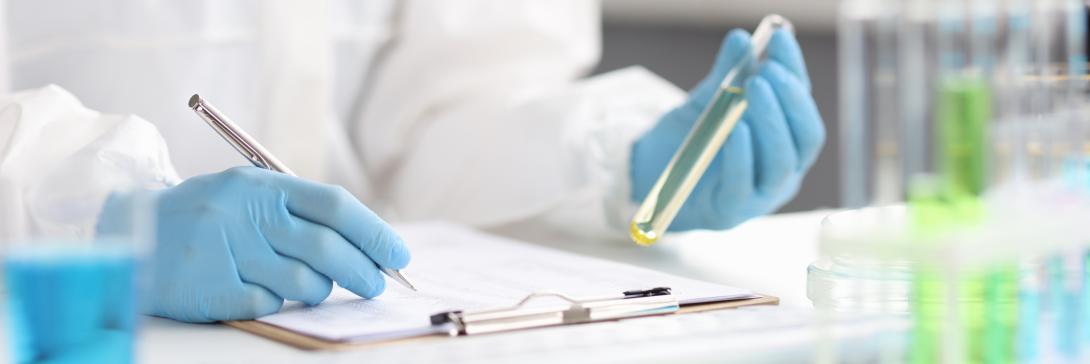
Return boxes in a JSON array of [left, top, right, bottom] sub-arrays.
[[225, 288, 779, 351]]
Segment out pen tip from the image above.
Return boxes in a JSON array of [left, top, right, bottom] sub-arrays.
[[384, 268, 419, 292], [401, 275, 419, 292]]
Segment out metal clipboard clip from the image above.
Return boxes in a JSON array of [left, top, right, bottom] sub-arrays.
[[429, 287, 678, 336]]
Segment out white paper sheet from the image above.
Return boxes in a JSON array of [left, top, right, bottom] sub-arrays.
[[257, 223, 756, 342]]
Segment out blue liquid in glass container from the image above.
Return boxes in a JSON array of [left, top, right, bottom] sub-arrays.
[[5, 245, 137, 364]]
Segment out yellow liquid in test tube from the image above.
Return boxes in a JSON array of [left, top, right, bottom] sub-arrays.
[[630, 14, 793, 245], [630, 88, 748, 244]]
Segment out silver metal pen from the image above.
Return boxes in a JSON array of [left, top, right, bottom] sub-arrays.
[[188, 94, 418, 292]]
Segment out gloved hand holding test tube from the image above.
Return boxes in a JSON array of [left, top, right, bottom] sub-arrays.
[[630, 15, 798, 245]]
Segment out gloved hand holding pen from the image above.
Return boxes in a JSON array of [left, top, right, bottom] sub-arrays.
[[631, 29, 826, 232], [98, 167, 411, 323]]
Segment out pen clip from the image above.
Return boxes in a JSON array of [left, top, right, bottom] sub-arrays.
[[622, 287, 672, 299], [216, 124, 272, 169], [188, 94, 297, 176]]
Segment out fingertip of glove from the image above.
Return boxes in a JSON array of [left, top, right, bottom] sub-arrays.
[[255, 298, 285, 318], [381, 229, 412, 270], [767, 30, 801, 62], [725, 28, 751, 44], [360, 275, 387, 299], [302, 279, 334, 306], [766, 31, 811, 89], [248, 287, 285, 318], [388, 246, 411, 270], [769, 29, 799, 50], [722, 29, 752, 57]]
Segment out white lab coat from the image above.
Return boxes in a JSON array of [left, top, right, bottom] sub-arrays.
[[0, 0, 685, 243]]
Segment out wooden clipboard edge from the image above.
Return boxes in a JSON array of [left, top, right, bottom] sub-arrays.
[[223, 320, 436, 351], [225, 293, 780, 351]]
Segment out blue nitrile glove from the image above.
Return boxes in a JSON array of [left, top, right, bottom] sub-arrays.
[[631, 29, 825, 231], [98, 167, 410, 323]]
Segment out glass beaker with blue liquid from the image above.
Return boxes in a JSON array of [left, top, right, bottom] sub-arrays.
[[3, 187, 154, 364]]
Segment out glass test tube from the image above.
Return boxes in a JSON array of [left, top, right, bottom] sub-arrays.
[[629, 14, 794, 245]]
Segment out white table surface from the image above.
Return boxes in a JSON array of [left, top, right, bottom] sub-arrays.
[[2, 210, 835, 363]]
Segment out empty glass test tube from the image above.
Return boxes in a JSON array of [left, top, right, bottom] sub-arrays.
[[629, 14, 795, 245]]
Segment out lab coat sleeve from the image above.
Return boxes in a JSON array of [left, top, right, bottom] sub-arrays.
[[356, 0, 685, 240], [0, 85, 180, 243]]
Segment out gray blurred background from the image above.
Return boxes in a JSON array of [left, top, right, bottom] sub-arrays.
[[594, 0, 840, 212]]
